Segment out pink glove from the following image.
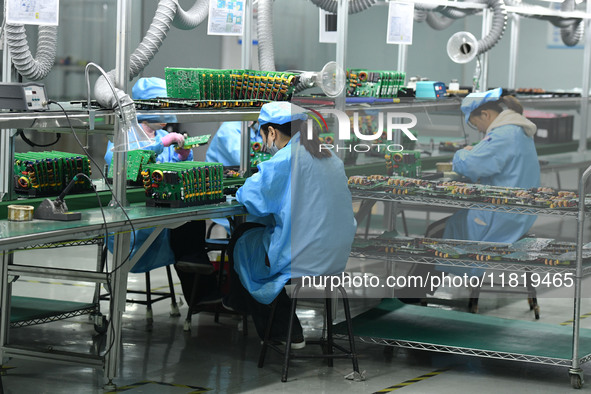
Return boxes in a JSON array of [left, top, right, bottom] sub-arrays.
[[176, 148, 191, 161], [161, 132, 185, 148]]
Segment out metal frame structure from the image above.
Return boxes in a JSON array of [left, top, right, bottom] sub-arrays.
[[350, 251, 591, 276], [348, 165, 591, 388], [350, 189, 587, 217], [0, 202, 246, 387]]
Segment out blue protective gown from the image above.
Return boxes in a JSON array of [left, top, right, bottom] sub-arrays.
[[444, 124, 540, 242], [104, 128, 193, 167], [205, 121, 262, 166], [206, 121, 262, 233], [234, 133, 357, 304], [442, 117, 540, 275], [104, 128, 194, 273]]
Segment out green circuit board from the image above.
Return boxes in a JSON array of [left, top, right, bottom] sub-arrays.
[[13, 151, 93, 196], [347, 175, 582, 210], [385, 150, 421, 177], [108, 149, 157, 184], [352, 234, 591, 267], [250, 141, 271, 167], [177, 134, 211, 149], [142, 161, 224, 207], [347, 69, 406, 98], [165, 67, 300, 101]]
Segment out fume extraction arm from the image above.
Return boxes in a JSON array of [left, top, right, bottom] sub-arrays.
[[2, 0, 586, 102]]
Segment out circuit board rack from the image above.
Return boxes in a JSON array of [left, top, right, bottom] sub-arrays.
[[351, 189, 587, 217]]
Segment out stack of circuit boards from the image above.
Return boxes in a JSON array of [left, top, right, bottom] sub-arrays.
[[14, 151, 93, 196], [346, 69, 406, 98], [348, 175, 584, 210], [134, 97, 268, 111], [165, 67, 300, 102], [353, 233, 591, 267], [108, 149, 157, 185], [142, 161, 224, 207]]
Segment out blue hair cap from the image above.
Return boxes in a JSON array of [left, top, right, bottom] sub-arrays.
[[461, 87, 502, 124], [132, 77, 176, 123], [258, 102, 308, 132]]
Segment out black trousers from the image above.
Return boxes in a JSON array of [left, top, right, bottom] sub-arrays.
[[225, 222, 303, 340], [169, 220, 218, 307]]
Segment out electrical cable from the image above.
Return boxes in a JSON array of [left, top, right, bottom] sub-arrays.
[[17, 129, 61, 147], [47, 100, 140, 357]]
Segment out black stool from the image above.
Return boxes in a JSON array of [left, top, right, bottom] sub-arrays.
[[258, 278, 360, 382], [99, 245, 180, 324], [180, 236, 248, 334]]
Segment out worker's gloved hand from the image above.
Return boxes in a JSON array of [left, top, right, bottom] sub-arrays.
[[176, 148, 191, 161], [161, 132, 185, 148]]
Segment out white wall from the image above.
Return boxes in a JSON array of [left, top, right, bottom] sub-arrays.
[[272, 0, 585, 92]]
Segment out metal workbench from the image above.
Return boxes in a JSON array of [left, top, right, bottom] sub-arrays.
[[0, 201, 246, 383]]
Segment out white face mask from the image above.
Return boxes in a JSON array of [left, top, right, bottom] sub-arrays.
[[266, 140, 280, 156]]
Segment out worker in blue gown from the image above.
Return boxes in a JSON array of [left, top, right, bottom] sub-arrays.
[[206, 121, 262, 166], [443, 87, 540, 244], [205, 121, 263, 233], [104, 77, 208, 276], [404, 88, 541, 300], [223, 102, 357, 345]]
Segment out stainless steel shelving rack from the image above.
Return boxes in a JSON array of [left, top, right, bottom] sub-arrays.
[[347, 181, 591, 388]]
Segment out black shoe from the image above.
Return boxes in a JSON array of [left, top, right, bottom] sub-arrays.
[[176, 255, 215, 275], [221, 298, 236, 312], [196, 290, 224, 306], [265, 336, 306, 350], [398, 297, 422, 305]]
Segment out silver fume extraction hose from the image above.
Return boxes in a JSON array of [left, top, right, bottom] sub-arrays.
[[95, 0, 208, 109], [5, 24, 57, 81], [310, 0, 376, 15], [258, 0, 276, 71], [477, 0, 508, 55], [560, 0, 584, 47]]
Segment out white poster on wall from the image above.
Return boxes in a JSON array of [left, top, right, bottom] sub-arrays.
[[207, 0, 244, 36], [319, 9, 338, 43], [6, 0, 60, 26], [386, 1, 414, 45]]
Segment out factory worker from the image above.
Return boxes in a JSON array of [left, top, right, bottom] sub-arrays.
[[444, 87, 540, 244], [104, 77, 193, 168], [103, 77, 203, 277], [402, 88, 541, 302], [206, 121, 262, 166], [205, 121, 262, 234], [223, 102, 357, 344]]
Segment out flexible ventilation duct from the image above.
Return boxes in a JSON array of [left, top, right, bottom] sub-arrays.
[[95, 0, 208, 109], [477, 0, 508, 54], [258, 0, 276, 71], [172, 0, 209, 30], [425, 13, 455, 30], [560, 0, 584, 47], [5, 25, 57, 81], [414, 9, 428, 23], [310, 0, 376, 15]]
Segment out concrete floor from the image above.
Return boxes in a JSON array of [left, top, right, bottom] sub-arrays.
[[1, 208, 591, 393]]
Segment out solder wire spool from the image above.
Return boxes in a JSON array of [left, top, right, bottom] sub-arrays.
[[8, 204, 34, 221]]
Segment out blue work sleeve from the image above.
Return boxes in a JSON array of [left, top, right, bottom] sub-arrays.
[[236, 158, 289, 217], [452, 133, 511, 182]]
